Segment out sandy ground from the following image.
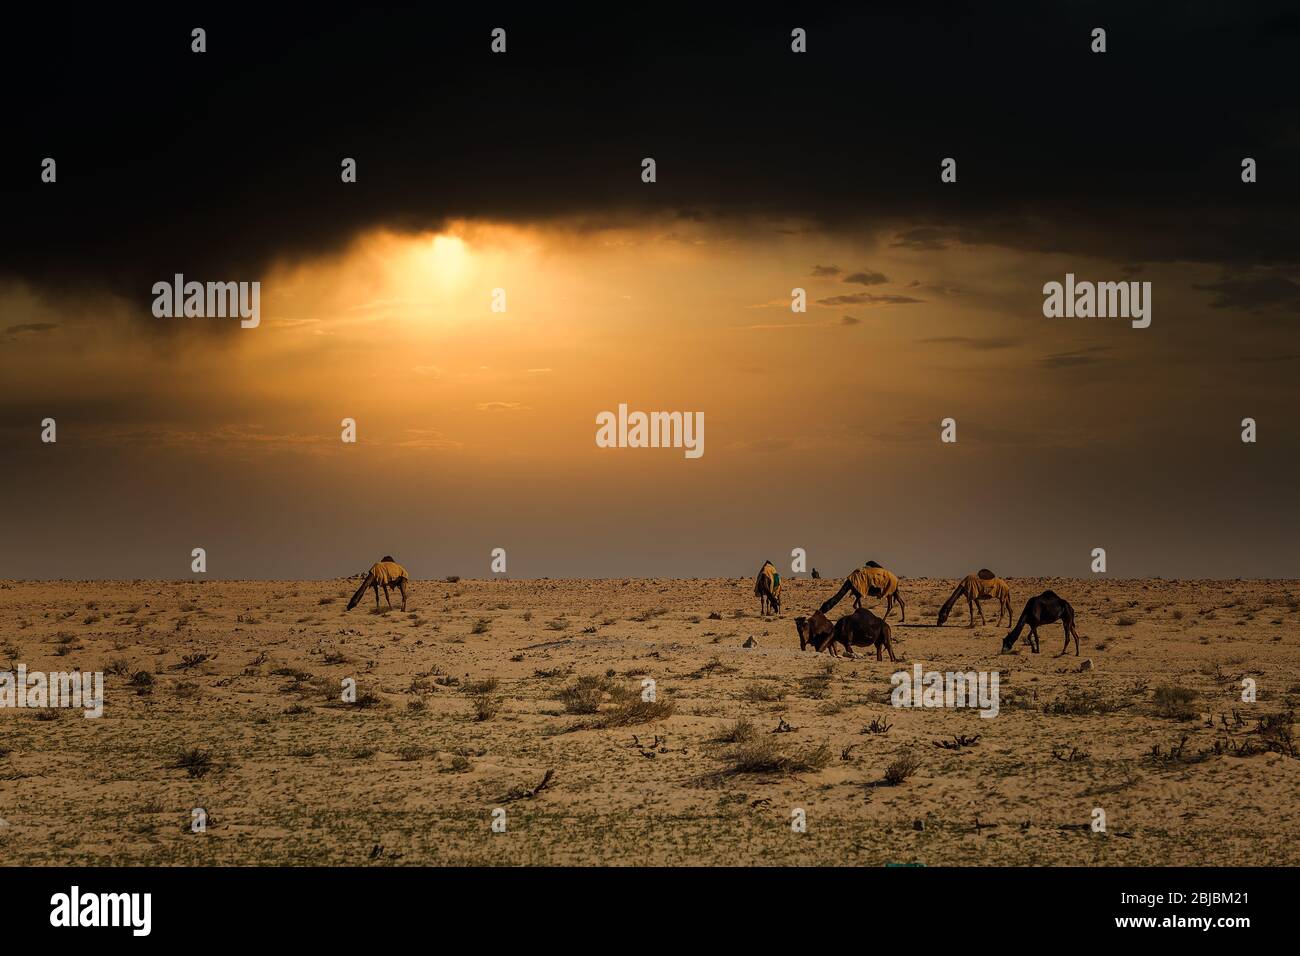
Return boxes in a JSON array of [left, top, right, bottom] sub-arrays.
[[0, 576, 1297, 866]]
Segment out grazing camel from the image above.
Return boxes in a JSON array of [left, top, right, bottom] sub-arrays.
[[818, 563, 906, 622], [823, 608, 897, 661], [795, 610, 834, 651], [795, 608, 895, 660], [937, 570, 1013, 628], [754, 560, 782, 615], [346, 556, 409, 612], [1001, 590, 1081, 656]]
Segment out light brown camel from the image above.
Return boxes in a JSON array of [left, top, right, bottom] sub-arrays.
[[937, 570, 1013, 628], [818, 562, 905, 622], [754, 560, 782, 615], [346, 556, 409, 611]]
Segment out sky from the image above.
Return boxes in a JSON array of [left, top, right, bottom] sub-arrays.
[[2, 4, 1299, 579]]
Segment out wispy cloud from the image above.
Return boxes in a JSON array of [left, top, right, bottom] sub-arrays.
[[842, 270, 887, 286], [921, 335, 1020, 350], [818, 292, 923, 307], [1039, 345, 1113, 368]]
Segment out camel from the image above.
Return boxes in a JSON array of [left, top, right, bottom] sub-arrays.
[[825, 607, 897, 661], [818, 562, 906, 622], [796, 608, 895, 660], [1001, 590, 1081, 656], [810, 568, 821, 579], [795, 610, 834, 651], [754, 560, 782, 616], [937, 570, 1013, 628], [346, 556, 409, 612]]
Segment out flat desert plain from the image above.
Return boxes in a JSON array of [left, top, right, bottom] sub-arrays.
[[1, 576, 1297, 866]]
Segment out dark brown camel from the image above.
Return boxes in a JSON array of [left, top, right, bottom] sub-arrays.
[[824, 607, 896, 661], [1001, 590, 1081, 656], [795, 610, 834, 651], [796, 608, 895, 661]]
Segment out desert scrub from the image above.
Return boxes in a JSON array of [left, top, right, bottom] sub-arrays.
[[716, 717, 757, 743], [882, 751, 921, 786], [471, 694, 502, 721], [742, 681, 785, 703], [723, 738, 831, 775], [592, 697, 675, 728], [1152, 684, 1199, 720], [557, 675, 624, 715]]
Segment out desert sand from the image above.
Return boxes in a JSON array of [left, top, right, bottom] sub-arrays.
[[0, 576, 1296, 866]]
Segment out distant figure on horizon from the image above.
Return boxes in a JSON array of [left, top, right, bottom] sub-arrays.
[[347, 556, 409, 612]]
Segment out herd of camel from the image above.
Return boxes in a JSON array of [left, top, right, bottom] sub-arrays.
[[754, 560, 1083, 658], [339, 555, 1082, 659]]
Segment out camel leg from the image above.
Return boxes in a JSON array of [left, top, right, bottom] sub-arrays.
[[1028, 624, 1040, 653], [1061, 618, 1079, 656], [966, 595, 976, 628], [383, 584, 392, 608], [977, 598, 987, 626], [399, 580, 408, 612], [373, 583, 380, 609], [896, 592, 905, 624]]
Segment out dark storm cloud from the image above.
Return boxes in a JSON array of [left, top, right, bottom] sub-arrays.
[[3, 3, 1299, 306]]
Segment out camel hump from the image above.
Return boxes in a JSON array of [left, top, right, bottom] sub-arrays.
[[1040, 589, 1060, 600], [977, 568, 996, 580], [864, 560, 883, 568]]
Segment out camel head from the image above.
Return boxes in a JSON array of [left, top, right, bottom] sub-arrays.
[[1000, 632, 1018, 653], [797, 610, 832, 650], [937, 605, 951, 626]]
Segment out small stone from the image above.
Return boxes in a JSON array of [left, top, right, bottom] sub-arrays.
[[1079, 658, 1093, 672], [742, 636, 757, 648]]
